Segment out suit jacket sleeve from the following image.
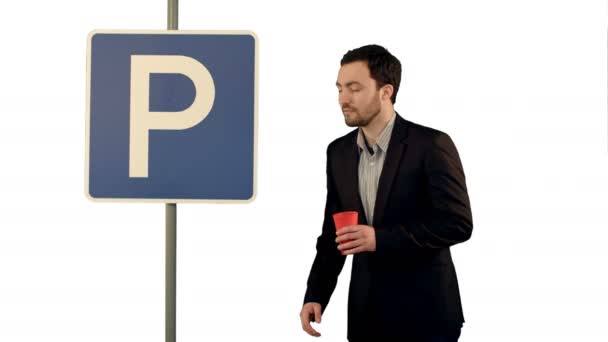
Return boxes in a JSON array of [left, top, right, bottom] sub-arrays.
[[303, 144, 347, 312], [375, 132, 473, 254]]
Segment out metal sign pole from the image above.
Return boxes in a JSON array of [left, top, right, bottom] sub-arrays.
[[166, 3, 178, 342], [168, 0, 178, 30], [166, 203, 177, 342]]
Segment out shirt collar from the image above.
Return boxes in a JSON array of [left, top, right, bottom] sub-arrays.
[[356, 111, 397, 154]]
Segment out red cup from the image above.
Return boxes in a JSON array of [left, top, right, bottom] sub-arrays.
[[333, 211, 358, 231], [333, 211, 358, 248]]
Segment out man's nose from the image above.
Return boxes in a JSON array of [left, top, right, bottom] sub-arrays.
[[339, 92, 351, 107]]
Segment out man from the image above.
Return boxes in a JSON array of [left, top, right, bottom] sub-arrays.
[[300, 45, 473, 342]]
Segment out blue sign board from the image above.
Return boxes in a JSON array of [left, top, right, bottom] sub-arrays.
[[86, 30, 257, 202]]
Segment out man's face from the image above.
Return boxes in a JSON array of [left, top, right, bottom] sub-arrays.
[[336, 61, 382, 128]]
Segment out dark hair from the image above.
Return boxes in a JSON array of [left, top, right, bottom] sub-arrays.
[[340, 44, 402, 104]]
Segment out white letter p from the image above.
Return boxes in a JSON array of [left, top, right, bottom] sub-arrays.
[[129, 55, 215, 178]]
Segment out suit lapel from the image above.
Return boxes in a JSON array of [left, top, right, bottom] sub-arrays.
[[372, 114, 409, 227], [338, 132, 368, 225]]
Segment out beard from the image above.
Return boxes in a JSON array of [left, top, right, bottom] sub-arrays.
[[343, 96, 382, 128]]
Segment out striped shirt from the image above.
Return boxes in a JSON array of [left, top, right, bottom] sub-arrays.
[[357, 112, 396, 225]]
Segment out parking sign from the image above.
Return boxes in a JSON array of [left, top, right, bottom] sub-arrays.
[[86, 30, 257, 202]]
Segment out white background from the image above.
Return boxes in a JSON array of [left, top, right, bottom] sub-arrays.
[[0, 0, 606, 341]]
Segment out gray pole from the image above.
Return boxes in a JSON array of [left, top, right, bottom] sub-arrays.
[[168, 0, 178, 30], [166, 203, 177, 342], [166, 3, 178, 342]]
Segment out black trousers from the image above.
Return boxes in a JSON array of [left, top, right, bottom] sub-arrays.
[[349, 327, 461, 342]]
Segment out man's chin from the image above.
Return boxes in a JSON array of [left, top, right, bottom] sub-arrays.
[[344, 118, 359, 127], [343, 113, 359, 127]]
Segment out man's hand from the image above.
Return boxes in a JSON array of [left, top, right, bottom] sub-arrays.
[[335, 225, 376, 255], [300, 302, 322, 337]]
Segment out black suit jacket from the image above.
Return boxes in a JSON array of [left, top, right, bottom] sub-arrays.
[[304, 114, 473, 340]]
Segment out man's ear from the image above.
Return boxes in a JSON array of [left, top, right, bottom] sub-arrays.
[[381, 84, 394, 101]]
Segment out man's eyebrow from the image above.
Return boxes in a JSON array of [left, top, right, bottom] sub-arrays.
[[335, 81, 362, 87]]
